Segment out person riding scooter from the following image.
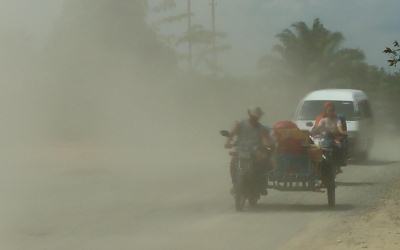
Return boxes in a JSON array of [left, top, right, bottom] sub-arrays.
[[311, 102, 347, 172]]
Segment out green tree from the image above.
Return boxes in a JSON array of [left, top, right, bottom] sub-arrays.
[[260, 18, 366, 86], [383, 41, 400, 67], [259, 18, 400, 129]]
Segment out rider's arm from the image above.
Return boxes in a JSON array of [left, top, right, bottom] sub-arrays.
[[337, 120, 347, 135], [311, 115, 323, 135], [311, 118, 325, 135], [261, 127, 274, 149], [310, 125, 319, 135], [225, 122, 240, 149]]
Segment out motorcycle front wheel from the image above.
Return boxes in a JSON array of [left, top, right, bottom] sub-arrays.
[[235, 193, 246, 211], [248, 196, 259, 207]]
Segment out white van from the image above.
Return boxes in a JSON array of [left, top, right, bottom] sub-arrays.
[[294, 89, 374, 160]]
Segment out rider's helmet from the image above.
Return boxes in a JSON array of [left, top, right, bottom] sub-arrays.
[[248, 106, 264, 118], [324, 102, 337, 118]]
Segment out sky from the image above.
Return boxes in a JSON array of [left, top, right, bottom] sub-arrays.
[[1, 0, 399, 75], [157, 0, 400, 74], [0, 0, 62, 39]]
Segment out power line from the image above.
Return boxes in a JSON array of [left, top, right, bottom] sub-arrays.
[[210, 0, 217, 73], [187, 0, 193, 68]]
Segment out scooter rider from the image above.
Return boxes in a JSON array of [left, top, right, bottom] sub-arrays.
[[224, 107, 274, 195], [311, 102, 347, 172]]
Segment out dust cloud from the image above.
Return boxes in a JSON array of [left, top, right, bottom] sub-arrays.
[[0, 2, 301, 248], [0, 1, 399, 250]]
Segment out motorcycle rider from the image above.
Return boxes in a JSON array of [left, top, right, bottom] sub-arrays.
[[311, 102, 347, 172], [224, 107, 273, 195]]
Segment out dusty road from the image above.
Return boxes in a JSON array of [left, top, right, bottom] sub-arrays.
[[1, 141, 399, 250]]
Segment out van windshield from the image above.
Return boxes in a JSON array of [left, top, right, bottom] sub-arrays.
[[298, 101, 356, 121]]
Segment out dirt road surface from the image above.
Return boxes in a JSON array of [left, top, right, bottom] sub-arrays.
[[1, 138, 399, 250]]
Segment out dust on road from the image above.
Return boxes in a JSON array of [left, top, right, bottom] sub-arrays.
[[0, 134, 399, 250]]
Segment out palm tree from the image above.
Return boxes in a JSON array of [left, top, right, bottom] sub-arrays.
[[260, 18, 366, 85]]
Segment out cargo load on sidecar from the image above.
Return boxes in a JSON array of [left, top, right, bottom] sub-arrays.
[[266, 121, 337, 207]]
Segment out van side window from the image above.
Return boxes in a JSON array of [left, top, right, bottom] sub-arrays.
[[359, 100, 372, 119]]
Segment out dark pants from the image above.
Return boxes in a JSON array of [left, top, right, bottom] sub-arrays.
[[335, 137, 348, 166], [230, 156, 238, 184]]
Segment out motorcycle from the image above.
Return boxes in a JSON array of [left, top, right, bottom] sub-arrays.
[[220, 130, 271, 211], [311, 132, 338, 207]]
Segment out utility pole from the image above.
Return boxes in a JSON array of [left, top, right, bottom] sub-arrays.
[[187, 0, 193, 69], [210, 0, 217, 73]]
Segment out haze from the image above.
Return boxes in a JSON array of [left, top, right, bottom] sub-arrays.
[[0, 1, 399, 250], [3, 1, 400, 73]]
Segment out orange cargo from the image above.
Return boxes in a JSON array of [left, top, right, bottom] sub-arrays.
[[273, 121, 309, 155]]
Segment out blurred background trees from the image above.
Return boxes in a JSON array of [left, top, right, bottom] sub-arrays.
[[18, 1, 399, 144], [259, 19, 367, 88], [153, 0, 230, 74], [383, 41, 400, 67], [257, 18, 400, 127]]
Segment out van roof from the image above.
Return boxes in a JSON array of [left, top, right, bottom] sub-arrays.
[[303, 89, 368, 101]]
